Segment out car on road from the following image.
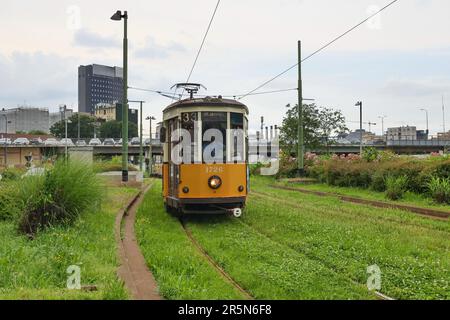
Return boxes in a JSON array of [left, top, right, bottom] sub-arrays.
[[0, 138, 12, 145], [29, 137, 43, 145], [89, 138, 102, 146], [44, 138, 59, 146], [130, 137, 141, 146], [60, 138, 74, 146], [13, 138, 30, 145], [76, 140, 87, 147], [103, 138, 116, 146], [144, 138, 151, 146]]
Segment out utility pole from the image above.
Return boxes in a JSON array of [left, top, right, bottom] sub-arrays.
[[355, 101, 363, 154], [297, 40, 304, 173], [77, 112, 81, 142], [60, 105, 69, 161], [139, 102, 143, 171], [1, 113, 8, 167], [129, 100, 146, 171], [147, 116, 156, 176], [420, 109, 429, 135], [378, 115, 387, 138], [443, 95, 446, 133], [111, 10, 129, 182], [367, 121, 377, 133]]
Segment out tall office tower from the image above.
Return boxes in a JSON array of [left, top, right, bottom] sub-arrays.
[[78, 64, 124, 114]]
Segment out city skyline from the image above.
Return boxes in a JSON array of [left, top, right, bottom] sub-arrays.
[[0, 0, 450, 135]]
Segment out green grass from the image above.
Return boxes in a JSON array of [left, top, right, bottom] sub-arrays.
[[135, 183, 246, 300], [136, 180, 374, 300], [279, 180, 450, 212], [0, 186, 137, 300], [250, 176, 450, 300]]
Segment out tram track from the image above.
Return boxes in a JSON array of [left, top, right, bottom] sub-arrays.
[[271, 185, 450, 221], [179, 218, 255, 300], [250, 190, 450, 235], [246, 191, 397, 300]]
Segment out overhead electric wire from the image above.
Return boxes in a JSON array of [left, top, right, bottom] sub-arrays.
[[177, 0, 221, 100], [185, 0, 221, 84], [130, 85, 302, 100], [224, 88, 299, 99], [238, 0, 400, 100]]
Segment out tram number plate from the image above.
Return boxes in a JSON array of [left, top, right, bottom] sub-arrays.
[[206, 166, 224, 174]]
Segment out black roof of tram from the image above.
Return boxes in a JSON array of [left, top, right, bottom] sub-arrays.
[[163, 97, 249, 114]]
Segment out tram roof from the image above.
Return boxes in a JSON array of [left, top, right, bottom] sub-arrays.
[[163, 97, 249, 114]]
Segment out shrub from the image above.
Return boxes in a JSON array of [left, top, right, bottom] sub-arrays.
[[0, 167, 25, 182], [385, 175, 408, 201], [0, 183, 23, 220], [249, 163, 264, 176], [362, 147, 379, 162], [427, 177, 450, 204], [18, 160, 103, 234], [370, 171, 387, 192]]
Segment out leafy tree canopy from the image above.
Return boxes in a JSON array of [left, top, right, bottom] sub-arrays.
[[98, 120, 138, 139], [279, 103, 348, 155], [50, 114, 98, 139]]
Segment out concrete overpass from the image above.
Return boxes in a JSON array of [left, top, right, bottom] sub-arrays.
[[0, 143, 163, 167], [310, 141, 450, 155]]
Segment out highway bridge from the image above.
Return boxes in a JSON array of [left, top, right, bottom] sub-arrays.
[[0, 143, 163, 167]]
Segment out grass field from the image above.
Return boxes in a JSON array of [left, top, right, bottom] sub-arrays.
[[278, 180, 450, 212], [0, 186, 137, 300], [137, 178, 449, 300]]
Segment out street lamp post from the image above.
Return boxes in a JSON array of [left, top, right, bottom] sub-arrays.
[[420, 108, 429, 136], [129, 100, 146, 171], [378, 115, 387, 140], [111, 10, 129, 182], [60, 105, 70, 161], [146, 116, 156, 176], [1, 113, 8, 167], [297, 40, 304, 174], [355, 101, 363, 154]]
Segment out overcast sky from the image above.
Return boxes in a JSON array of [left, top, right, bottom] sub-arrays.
[[1, 0, 450, 136]]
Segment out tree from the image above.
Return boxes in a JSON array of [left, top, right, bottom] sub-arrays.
[[28, 130, 48, 135], [280, 103, 348, 155], [50, 114, 97, 139], [99, 120, 138, 139]]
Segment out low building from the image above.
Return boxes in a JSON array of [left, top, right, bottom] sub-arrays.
[[49, 108, 74, 129], [0, 107, 50, 134], [387, 126, 417, 141], [436, 131, 450, 140], [95, 103, 138, 126]]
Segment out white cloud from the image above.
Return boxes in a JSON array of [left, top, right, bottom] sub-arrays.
[[73, 29, 120, 48]]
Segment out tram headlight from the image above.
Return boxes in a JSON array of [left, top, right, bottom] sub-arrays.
[[208, 176, 222, 190]]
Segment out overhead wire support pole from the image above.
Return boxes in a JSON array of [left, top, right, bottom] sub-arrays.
[[298, 40, 304, 173], [129, 100, 146, 172]]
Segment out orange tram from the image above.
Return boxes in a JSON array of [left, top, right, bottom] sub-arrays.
[[160, 93, 249, 217]]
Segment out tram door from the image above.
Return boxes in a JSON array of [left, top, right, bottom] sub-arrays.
[[168, 118, 179, 198]]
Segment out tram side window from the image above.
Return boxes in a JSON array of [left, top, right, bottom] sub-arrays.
[[181, 112, 197, 163], [230, 113, 245, 163], [202, 112, 227, 164]]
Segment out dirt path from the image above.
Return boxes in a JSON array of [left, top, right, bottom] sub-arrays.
[[115, 184, 162, 300]]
